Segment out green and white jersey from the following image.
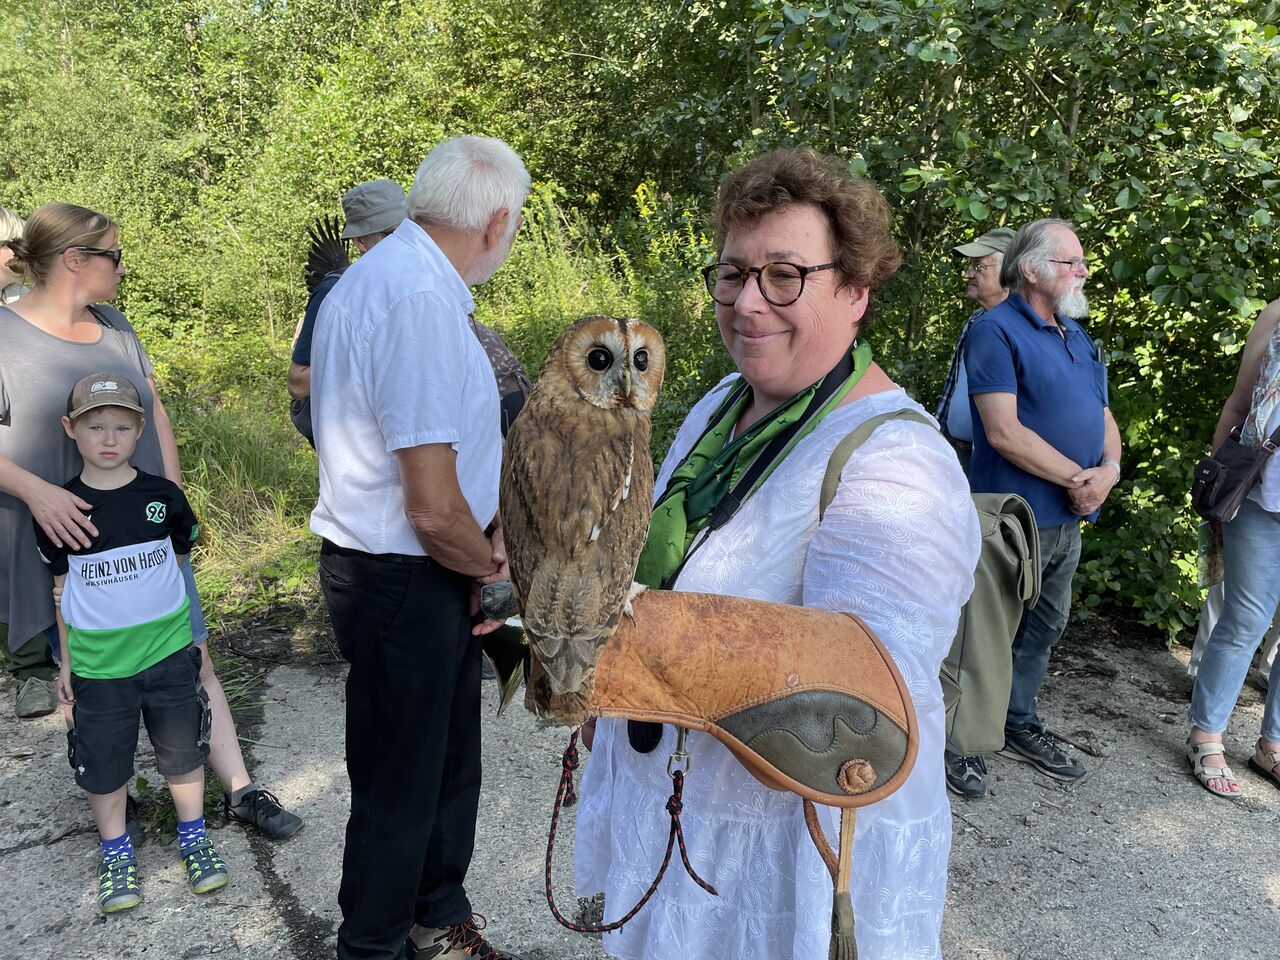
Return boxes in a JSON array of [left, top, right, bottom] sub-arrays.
[[34, 470, 199, 679]]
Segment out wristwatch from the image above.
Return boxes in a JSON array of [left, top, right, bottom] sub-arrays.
[[1101, 458, 1121, 479]]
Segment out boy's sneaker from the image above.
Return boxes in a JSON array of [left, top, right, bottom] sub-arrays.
[[181, 838, 229, 894], [225, 788, 303, 840], [98, 852, 141, 913], [999, 728, 1085, 781], [408, 915, 523, 959]]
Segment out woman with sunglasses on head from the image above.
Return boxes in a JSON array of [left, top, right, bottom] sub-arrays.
[[0, 203, 302, 839], [573, 150, 981, 959], [0, 206, 26, 304]]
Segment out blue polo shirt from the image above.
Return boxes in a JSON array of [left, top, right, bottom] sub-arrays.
[[965, 292, 1109, 526]]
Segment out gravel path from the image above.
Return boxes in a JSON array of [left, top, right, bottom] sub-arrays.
[[2, 618, 1277, 959]]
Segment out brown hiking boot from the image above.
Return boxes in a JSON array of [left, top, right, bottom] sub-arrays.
[[407, 915, 523, 959]]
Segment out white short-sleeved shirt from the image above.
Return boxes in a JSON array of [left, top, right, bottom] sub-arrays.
[[308, 220, 501, 556]]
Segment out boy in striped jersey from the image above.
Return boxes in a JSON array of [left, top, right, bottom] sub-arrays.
[[36, 372, 230, 913]]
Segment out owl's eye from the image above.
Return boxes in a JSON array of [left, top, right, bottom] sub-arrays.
[[587, 347, 613, 371], [633, 350, 649, 372]]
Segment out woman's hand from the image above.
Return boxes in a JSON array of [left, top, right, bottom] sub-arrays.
[[24, 477, 96, 549], [56, 664, 75, 707]]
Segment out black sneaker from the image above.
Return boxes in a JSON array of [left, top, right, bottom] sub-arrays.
[[125, 793, 144, 849], [944, 750, 987, 798], [225, 788, 303, 840], [1000, 728, 1085, 781]]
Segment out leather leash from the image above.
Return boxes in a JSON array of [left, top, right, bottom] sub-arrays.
[[544, 727, 718, 933]]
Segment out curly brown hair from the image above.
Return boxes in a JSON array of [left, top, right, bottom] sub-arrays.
[[714, 148, 901, 327], [6, 203, 117, 286]]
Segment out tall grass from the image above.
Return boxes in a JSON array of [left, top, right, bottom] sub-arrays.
[[479, 182, 734, 457], [149, 184, 734, 614]]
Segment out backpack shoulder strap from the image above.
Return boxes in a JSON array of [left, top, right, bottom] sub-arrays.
[[819, 409, 937, 520]]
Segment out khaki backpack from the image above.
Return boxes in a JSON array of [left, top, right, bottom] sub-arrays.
[[820, 409, 1041, 756]]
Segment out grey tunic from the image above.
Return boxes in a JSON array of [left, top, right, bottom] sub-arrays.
[[0, 303, 165, 650]]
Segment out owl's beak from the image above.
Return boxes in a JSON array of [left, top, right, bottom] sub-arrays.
[[621, 364, 633, 397]]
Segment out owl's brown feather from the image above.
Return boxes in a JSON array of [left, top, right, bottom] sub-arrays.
[[499, 315, 665, 724]]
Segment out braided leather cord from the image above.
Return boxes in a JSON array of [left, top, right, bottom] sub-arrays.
[[544, 728, 718, 934]]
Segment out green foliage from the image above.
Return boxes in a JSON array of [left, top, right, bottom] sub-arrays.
[[639, 0, 1280, 640], [478, 182, 729, 456], [1075, 450, 1202, 644], [4, 0, 1280, 642]]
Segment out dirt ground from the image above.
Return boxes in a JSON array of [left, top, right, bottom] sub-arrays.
[[1, 615, 1277, 959]]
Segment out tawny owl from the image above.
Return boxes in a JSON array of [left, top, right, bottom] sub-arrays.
[[500, 315, 666, 724]]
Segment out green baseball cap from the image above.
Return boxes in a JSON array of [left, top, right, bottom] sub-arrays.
[[953, 227, 1015, 258]]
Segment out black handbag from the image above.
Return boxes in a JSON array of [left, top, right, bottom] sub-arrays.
[[1191, 422, 1280, 522]]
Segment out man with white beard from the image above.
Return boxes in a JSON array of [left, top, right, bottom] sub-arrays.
[[964, 217, 1121, 782]]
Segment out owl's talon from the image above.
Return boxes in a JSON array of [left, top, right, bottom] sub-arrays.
[[622, 582, 648, 622]]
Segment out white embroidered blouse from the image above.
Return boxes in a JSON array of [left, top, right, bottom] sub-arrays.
[[574, 383, 981, 960]]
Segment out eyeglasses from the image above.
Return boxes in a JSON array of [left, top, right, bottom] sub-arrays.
[[963, 262, 997, 275], [72, 246, 123, 267], [701, 261, 836, 307], [1048, 257, 1087, 271]]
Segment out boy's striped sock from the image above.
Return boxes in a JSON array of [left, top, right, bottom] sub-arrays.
[[177, 815, 207, 850], [101, 832, 134, 860]]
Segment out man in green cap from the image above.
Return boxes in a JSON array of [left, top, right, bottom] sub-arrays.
[[935, 226, 1015, 475], [935, 225, 1014, 800]]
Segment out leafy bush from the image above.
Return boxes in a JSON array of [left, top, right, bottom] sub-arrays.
[[478, 182, 731, 457]]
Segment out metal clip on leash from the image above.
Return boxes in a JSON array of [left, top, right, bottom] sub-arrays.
[[545, 725, 718, 935], [667, 727, 691, 777]]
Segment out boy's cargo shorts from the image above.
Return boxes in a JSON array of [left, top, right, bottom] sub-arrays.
[[68, 646, 211, 795]]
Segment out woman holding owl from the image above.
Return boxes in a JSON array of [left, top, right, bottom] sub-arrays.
[[573, 149, 982, 959]]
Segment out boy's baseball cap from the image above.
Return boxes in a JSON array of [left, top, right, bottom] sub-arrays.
[[953, 227, 1015, 258], [66, 372, 144, 419], [340, 179, 408, 239]]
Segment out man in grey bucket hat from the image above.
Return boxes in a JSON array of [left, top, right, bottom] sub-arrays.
[[288, 180, 408, 443], [339, 179, 409, 241]]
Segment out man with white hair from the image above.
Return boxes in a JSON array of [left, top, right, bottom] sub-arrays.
[[965, 217, 1121, 783], [309, 136, 530, 960]]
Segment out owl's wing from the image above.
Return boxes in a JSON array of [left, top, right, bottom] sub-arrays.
[[502, 414, 644, 577], [501, 410, 654, 693]]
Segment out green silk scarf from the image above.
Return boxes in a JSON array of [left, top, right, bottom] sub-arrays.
[[635, 341, 872, 589]]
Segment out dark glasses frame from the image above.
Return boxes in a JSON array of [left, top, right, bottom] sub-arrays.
[[72, 245, 123, 267]]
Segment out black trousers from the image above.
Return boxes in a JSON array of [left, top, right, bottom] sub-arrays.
[[320, 541, 482, 960]]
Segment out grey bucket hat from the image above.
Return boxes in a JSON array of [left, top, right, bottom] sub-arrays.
[[340, 179, 408, 240]]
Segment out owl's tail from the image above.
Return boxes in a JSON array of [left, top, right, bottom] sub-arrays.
[[525, 655, 593, 726]]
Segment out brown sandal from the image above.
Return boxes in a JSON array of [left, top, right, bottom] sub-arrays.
[[1186, 740, 1241, 799], [1247, 743, 1280, 789]]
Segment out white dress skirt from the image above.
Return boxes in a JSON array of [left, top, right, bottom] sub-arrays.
[[574, 385, 982, 960]]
